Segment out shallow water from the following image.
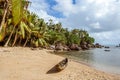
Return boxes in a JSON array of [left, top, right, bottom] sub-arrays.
[[54, 47, 120, 74]]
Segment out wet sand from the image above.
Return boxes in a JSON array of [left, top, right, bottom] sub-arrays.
[[0, 47, 120, 80]]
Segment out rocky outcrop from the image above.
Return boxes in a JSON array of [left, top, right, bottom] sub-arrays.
[[49, 45, 55, 50], [104, 46, 110, 48], [69, 44, 81, 51], [63, 45, 71, 51], [81, 45, 89, 50], [55, 43, 64, 51], [94, 43, 102, 48], [80, 41, 89, 50], [87, 44, 92, 48]]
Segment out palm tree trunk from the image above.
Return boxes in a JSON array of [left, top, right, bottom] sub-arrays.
[[23, 37, 28, 47], [12, 32, 18, 47], [0, 0, 8, 42], [0, 0, 8, 31], [18, 37, 22, 46], [3, 0, 15, 47], [4, 25, 15, 47]]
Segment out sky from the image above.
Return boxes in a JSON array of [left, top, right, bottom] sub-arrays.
[[28, 0, 120, 45]]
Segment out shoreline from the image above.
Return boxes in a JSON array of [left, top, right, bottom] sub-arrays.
[[0, 47, 120, 80], [52, 49, 120, 75]]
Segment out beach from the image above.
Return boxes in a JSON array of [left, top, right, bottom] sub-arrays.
[[0, 47, 119, 80]]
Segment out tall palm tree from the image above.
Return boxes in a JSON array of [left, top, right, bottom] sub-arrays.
[[0, 0, 9, 42], [4, 0, 32, 47], [4, 0, 23, 46]]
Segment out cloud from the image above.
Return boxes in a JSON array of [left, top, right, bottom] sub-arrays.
[[90, 22, 101, 29], [90, 30, 120, 45], [55, 0, 120, 31], [29, 0, 48, 12], [28, 0, 59, 23], [28, 0, 120, 45], [53, 0, 77, 16]]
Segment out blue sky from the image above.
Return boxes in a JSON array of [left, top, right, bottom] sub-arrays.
[[28, 0, 120, 45]]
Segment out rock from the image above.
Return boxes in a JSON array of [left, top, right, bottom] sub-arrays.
[[81, 45, 89, 50], [55, 43, 64, 50], [63, 46, 71, 51], [69, 44, 81, 51], [81, 41, 87, 45], [95, 43, 102, 48], [104, 46, 110, 48], [50, 45, 55, 50], [87, 44, 92, 48]]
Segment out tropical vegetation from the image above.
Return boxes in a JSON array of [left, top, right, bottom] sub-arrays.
[[0, 0, 95, 49]]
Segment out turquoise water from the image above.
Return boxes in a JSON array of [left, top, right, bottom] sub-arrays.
[[55, 47, 120, 74]]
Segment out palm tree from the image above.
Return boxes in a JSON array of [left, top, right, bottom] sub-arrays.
[[4, 0, 23, 46], [0, 0, 95, 48], [3, 0, 32, 47], [0, 0, 9, 42], [69, 31, 80, 45], [29, 16, 49, 47]]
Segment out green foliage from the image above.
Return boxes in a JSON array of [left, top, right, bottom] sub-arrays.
[[20, 21, 25, 39], [69, 34, 81, 45], [87, 37, 95, 44], [0, 9, 3, 14], [12, 0, 22, 26], [0, 0, 95, 47], [0, 23, 6, 41]]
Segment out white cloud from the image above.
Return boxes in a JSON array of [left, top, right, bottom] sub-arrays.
[[85, 17, 90, 21], [53, 0, 76, 16], [90, 22, 101, 29], [28, 0, 59, 23], [90, 30, 120, 45], [29, 0, 120, 45], [29, 0, 48, 12]]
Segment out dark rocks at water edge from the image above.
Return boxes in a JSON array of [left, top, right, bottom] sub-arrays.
[[53, 42, 103, 51], [116, 44, 120, 47], [104, 46, 110, 48], [94, 43, 103, 48], [55, 43, 70, 51], [69, 44, 81, 51], [104, 49, 110, 52], [31, 42, 104, 51]]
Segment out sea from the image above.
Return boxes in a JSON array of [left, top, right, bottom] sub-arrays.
[[54, 46, 120, 74]]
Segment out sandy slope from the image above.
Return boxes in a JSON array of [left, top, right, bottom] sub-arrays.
[[0, 47, 120, 80]]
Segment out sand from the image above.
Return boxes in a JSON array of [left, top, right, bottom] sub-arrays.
[[0, 47, 120, 80]]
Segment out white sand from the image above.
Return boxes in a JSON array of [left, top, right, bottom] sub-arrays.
[[0, 47, 119, 80]]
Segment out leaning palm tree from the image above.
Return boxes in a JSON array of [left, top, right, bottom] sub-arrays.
[[4, 0, 31, 47], [4, 0, 24, 46], [30, 17, 49, 47], [0, 0, 9, 42]]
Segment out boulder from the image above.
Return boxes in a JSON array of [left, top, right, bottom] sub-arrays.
[[69, 44, 81, 51], [87, 44, 92, 48], [81, 45, 89, 50], [95, 43, 102, 48], [55, 43, 63, 50], [50, 45, 55, 50], [63, 46, 71, 51]]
